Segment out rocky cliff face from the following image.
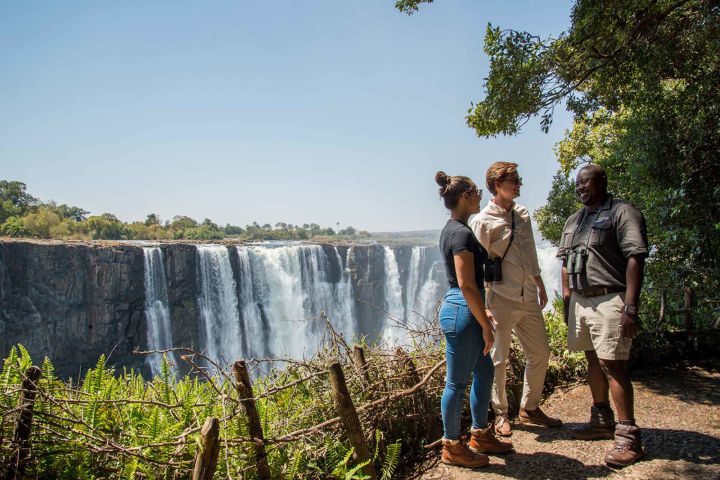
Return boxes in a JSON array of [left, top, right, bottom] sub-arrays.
[[0, 241, 146, 378], [0, 240, 404, 378]]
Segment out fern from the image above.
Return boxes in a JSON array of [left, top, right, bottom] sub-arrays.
[[17, 343, 32, 371], [285, 448, 303, 480], [148, 407, 160, 443], [381, 441, 402, 480], [161, 354, 171, 405], [331, 448, 371, 480], [1, 345, 18, 388], [373, 429, 383, 462]]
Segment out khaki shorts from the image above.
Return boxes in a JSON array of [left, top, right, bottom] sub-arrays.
[[568, 291, 632, 360]]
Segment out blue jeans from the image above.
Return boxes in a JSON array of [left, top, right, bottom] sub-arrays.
[[439, 288, 494, 440]]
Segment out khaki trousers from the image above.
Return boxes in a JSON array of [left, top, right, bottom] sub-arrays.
[[487, 291, 550, 413]]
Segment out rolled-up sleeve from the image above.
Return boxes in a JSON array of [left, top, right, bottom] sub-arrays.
[[616, 204, 649, 258], [556, 218, 573, 261], [471, 215, 492, 253]]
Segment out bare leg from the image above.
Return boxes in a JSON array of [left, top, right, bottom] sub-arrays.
[[585, 350, 609, 405], [599, 359, 634, 421]]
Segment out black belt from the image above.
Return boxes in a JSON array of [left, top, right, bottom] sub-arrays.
[[573, 286, 625, 298]]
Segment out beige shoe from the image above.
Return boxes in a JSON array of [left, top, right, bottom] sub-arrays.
[[441, 438, 489, 468], [469, 426, 514, 454], [493, 412, 512, 437], [518, 406, 562, 427]]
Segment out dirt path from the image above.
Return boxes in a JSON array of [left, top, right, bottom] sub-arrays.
[[410, 366, 720, 480]]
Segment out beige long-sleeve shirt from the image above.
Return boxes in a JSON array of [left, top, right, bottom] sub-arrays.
[[470, 201, 541, 303]]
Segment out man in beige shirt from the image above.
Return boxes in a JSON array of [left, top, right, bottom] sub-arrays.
[[471, 162, 561, 436]]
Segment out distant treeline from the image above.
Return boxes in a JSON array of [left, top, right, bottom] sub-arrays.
[[0, 180, 368, 241]]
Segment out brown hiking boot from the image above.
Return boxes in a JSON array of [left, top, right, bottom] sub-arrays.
[[605, 424, 645, 468], [518, 406, 562, 427], [493, 412, 512, 436], [571, 404, 615, 440], [441, 438, 489, 468], [469, 426, 514, 454]]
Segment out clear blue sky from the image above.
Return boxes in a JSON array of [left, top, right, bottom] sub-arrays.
[[0, 0, 574, 232]]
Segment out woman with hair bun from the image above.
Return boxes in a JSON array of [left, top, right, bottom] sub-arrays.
[[434, 171, 513, 469]]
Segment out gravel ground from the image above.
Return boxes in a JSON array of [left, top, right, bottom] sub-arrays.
[[408, 366, 720, 480]]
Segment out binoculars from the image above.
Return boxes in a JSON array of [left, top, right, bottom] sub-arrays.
[[484, 257, 503, 283], [566, 248, 588, 290]]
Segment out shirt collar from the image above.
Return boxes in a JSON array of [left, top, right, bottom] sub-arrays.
[[584, 195, 613, 213], [488, 199, 515, 215]]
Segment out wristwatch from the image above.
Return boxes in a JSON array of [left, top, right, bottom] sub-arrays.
[[623, 304, 638, 315]]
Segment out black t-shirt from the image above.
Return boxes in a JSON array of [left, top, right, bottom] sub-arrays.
[[439, 218, 488, 289]]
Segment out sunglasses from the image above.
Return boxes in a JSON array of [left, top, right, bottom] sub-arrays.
[[466, 186, 483, 198], [502, 176, 523, 186]]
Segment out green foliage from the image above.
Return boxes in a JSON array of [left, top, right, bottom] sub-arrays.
[[0, 339, 447, 479], [331, 448, 371, 480], [0, 180, 366, 241], [86, 213, 128, 240], [0, 180, 37, 222], [533, 171, 580, 245], [380, 441, 402, 480], [395, 0, 433, 15], [0, 215, 28, 237]]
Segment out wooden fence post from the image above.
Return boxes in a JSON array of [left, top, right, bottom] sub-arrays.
[[352, 345, 371, 385], [192, 417, 220, 480], [232, 361, 271, 480], [395, 348, 442, 441], [6, 365, 41, 480], [328, 362, 377, 480]]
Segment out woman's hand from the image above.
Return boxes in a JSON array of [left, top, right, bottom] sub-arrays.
[[482, 327, 494, 356]]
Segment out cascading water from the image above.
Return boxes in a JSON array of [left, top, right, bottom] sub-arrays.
[[143, 241, 559, 367], [143, 247, 176, 376], [413, 262, 442, 326], [404, 247, 423, 320], [382, 246, 406, 345], [196, 245, 242, 366], [235, 244, 356, 359]]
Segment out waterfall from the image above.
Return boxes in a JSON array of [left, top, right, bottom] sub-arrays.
[[335, 247, 357, 340], [382, 246, 405, 344], [196, 245, 242, 367], [235, 244, 356, 359], [414, 261, 442, 326], [536, 241, 562, 310], [143, 247, 176, 376], [404, 247, 423, 319]]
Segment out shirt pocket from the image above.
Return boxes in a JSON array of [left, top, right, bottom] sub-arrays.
[[590, 217, 612, 246]]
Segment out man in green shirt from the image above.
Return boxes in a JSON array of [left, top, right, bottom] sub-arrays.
[[557, 164, 648, 468]]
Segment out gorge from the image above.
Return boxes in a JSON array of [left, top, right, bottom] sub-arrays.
[[0, 239, 560, 378], [0, 240, 445, 377]]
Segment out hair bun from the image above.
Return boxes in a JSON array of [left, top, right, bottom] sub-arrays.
[[435, 171, 449, 187]]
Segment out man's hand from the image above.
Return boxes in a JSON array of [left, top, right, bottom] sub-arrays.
[[619, 312, 640, 338], [538, 284, 548, 309], [486, 309, 497, 330]]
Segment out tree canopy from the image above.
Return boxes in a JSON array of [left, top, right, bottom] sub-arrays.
[[0, 181, 366, 242]]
